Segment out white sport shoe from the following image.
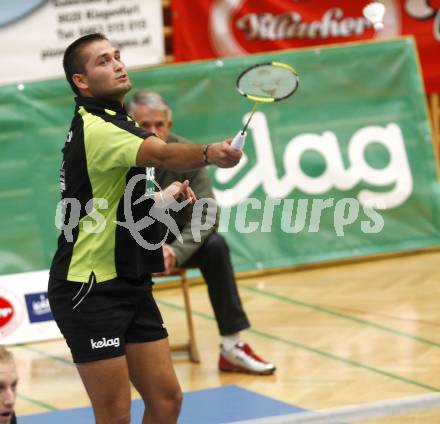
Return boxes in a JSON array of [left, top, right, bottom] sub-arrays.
[[218, 341, 276, 375]]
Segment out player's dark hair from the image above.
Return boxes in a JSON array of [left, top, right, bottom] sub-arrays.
[[63, 33, 108, 95]]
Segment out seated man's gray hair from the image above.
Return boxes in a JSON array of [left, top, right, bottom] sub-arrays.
[[127, 90, 172, 121]]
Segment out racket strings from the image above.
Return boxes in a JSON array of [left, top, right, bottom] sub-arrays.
[[237, 63, 299, 101]]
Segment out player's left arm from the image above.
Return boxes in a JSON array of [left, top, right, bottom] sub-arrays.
[[170, 167, 219, 266]]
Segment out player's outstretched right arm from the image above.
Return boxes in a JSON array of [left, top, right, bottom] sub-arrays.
[[136, 135, 242, 170]]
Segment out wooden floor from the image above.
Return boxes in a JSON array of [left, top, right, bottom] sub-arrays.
[[12, 250, 440, 422]]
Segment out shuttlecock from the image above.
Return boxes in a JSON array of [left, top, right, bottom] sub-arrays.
[[363, 2, 386, 31]]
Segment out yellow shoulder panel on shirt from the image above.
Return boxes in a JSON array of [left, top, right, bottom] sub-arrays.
[[80, 112, 143, 171]]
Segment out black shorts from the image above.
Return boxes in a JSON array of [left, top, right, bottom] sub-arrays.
[[48, 275, 168, 363]]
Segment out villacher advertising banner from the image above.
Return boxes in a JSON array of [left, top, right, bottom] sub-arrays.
[[172, 0, 440, 93]]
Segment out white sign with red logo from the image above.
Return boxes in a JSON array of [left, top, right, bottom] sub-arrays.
[[0, 288, 25, 339], [0, 270, 61, 345]]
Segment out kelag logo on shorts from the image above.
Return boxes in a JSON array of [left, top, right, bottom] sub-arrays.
[[24, 292, 53, 323], [90, 337, 120, 349]]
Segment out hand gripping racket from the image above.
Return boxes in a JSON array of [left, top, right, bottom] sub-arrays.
[[231, 61, 300, 150]]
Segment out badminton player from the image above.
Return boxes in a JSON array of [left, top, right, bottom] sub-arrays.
[[48, 33, 241, 424]]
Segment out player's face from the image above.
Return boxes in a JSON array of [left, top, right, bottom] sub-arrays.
[[132, 105, 172, 142], [0, 361, 17, 424], [76, 39, 132, 102]]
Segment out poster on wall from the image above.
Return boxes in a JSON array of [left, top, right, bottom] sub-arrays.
[[172, 0, 440, 93], [0, 0, 165, 86]]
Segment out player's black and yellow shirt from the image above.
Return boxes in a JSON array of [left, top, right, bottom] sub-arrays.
[[50, 96, 164, 283]]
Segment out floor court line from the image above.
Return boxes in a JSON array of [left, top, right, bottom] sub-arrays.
[[18, 393, 58, 411], [319, 303, 440, 327], [240, 284, 440, 347], [157, 299, 440, 392], [16, 344, 76, 367]]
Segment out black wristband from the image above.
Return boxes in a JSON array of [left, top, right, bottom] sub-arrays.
[[203, 144, 211, 165]]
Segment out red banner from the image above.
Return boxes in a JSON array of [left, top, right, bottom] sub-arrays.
[[172, 0, 440, 93]]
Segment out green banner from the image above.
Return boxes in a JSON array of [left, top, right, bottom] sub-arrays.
[[0, 37, 439, 275]]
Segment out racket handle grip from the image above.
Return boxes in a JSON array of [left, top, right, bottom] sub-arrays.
[[231, 131, 247, 150]]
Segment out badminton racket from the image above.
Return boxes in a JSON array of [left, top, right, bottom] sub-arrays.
[[231, 61, 300, 149]]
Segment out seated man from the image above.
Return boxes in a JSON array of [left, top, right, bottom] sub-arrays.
[[0, 347, 18, 424], [128, 90, 275, 375]]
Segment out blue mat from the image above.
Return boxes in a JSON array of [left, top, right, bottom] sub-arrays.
[[21, 385, 305, 423]]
